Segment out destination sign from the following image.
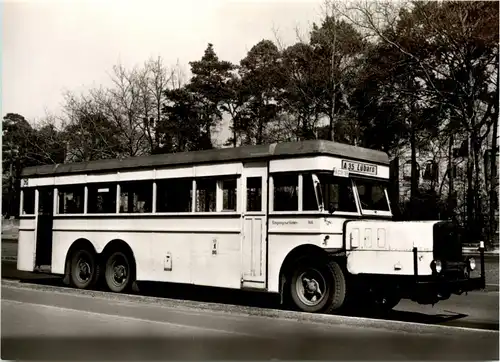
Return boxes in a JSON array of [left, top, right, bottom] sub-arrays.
[[341, 160, 378, 175]]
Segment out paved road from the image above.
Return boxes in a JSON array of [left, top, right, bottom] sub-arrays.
[[2, 280, 499, 360], [2, 258, 499, 329]]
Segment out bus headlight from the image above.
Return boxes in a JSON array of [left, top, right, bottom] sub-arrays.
[[468, 257, 476, 271], [431, 260, 442, 274]]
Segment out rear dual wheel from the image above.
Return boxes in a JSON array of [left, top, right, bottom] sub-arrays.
[[70, 249, 100, 289], [104, 251, 133, 293], [69, 248, 134, 293]]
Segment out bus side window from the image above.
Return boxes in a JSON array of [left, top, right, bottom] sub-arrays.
[[222, 179, 237, 211], [319, 174, 357, 213], [22, 188, 35, 215], [196, 178, 216, 212], [58, 186, 84, 214], [87, 184, 117, 214], [120, 181, 153, 213], [302, 173, 318, 211], [337, 179, 357, 212], [273, 174, 298, 212], [246, 177, 262, 212], [156, 178, 192, 213]]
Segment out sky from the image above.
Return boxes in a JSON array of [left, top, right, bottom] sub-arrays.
[[2, 0, 325, 141]]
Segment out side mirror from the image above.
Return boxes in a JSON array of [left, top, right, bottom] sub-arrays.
[[328, 203, 336, 214]]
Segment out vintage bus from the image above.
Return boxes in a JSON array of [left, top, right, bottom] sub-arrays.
[[17, 140, 485, 313]]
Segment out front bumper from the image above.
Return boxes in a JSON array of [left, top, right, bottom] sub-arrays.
[[412, 243, 486, 297]]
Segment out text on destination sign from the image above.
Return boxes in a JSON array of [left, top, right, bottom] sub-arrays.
[[341, 160, 377, 175]]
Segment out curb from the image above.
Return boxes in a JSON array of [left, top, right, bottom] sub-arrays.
[[485, 284, 499, 292]]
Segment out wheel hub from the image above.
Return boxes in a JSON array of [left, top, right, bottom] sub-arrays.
[[77, 259, 91, 281], [304, 278, 320, 293], [114, 265, 126, 279], [109, 258, 128, 287], [296, 269, 326, 306]]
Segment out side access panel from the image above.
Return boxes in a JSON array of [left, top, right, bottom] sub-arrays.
[[345, 220, 435, 276], [17, 216, 37, 272]]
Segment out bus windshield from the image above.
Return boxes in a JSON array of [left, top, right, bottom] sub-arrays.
[[354, 178, 390, 213], [315, 173, 358, 213]]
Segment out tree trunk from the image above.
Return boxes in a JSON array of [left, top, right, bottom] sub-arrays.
[[410, 125, 419, 220], [488, 133, 498, 247], [489, 66, 499, 247], [389, 156, 401, 220], [466, 136, 474, 241], [329, 12, 337, 143], [257, 119, 263, 145], [472, 132, 483, 240], [448, 133, 454, 220], [329, 113, 335, 142]]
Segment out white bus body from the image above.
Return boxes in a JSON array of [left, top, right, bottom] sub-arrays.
[[17, 140, 485, 313]]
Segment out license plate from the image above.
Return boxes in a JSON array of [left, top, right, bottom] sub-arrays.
[[341, 160, 378, 175]]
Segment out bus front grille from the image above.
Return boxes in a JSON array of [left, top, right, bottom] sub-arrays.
[[433, 221, 463, 263]]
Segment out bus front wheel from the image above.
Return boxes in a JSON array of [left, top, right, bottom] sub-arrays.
[[70, 249, 100, 290], [104, 251, 133, 293], [289, 259, 346, 313]]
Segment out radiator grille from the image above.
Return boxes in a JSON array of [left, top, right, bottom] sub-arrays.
[[433, 221, 463, 262]]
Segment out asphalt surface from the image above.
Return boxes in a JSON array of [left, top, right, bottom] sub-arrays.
[[2, 239, 498, 360], [2, 279, 499, 361], [2, 259, 499, 329]]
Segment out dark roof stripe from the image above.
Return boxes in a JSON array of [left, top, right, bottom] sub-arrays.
[[21, 140, 390, 177]]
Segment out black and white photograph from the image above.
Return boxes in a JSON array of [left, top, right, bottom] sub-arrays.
[[1, 0, 499, 360]]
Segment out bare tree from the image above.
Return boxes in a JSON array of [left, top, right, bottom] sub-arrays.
[[341, 0, 498, 240]]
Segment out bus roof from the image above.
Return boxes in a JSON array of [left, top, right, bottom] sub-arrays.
[[21, 140, 390, 177]]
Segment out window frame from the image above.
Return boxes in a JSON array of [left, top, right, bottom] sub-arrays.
[[218, 177, 238, 212], [402, 160, 420, 182], [87, 182, 119, 214], [270, 171, 364, 216], [270, 172, 300, 213], [118, 180, 154, 214], [352, 177, 392, 217], [155, 177, 194, 214], [195, 177, 218, 213], [20, 187, 36, 216], [56, 184, 85, 215], [313, 172, 361, 216], [245, 176, 263, 213]]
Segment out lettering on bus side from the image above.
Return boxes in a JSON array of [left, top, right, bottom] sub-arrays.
[[212, 238, 218, 255], [271, 220, 298, 226]]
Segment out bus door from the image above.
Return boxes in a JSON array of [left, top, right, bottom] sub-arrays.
[[35, 187, 54, 268], [241, 162, 268, 289]]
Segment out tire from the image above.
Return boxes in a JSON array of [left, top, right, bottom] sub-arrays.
[[70, 249, 100, 289], [289, 259, 346, 313], [104, 251, 134, 293]]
